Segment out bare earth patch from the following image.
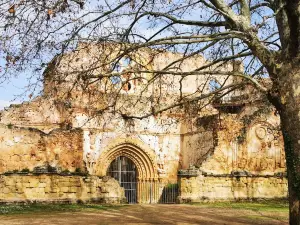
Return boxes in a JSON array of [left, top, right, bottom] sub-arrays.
[[0, 203, 288, 225]]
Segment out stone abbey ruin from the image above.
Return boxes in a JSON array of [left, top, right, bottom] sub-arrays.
[[0, 43, 287, 204]]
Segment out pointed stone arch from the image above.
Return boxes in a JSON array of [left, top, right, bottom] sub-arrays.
[[95, 137, 159, 181], [94, 138, 161, 203]]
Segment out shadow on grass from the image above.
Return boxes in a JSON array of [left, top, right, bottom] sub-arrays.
[[188, 200, 289, 224], [0, 203, 128, 215]]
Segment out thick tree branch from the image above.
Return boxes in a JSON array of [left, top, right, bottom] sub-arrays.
[[209, 0, 279, 77], [144, 11, 227, 27]]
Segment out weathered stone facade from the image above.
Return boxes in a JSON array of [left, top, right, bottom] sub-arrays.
[[0, 174, 125, 204], [181, 103, 285, 175], [0, 43, 287, 203], [178, 173, 287, 202], [0, 125, 84, 173]]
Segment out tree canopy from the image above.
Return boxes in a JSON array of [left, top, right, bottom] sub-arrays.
[[1, 1, 300, 224]]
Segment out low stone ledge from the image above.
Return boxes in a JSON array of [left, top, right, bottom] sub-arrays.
[[200, 172, 287, 178], [0, 197, 127, 205], [178, 165, 198, 178], [178, 168, 287, 179], [1, 172, 89, 177]]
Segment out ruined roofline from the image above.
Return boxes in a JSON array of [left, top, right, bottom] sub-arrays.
[[75, 41, 200, 57], [42, 41, 273, 87], [42, 41, 206, 77]]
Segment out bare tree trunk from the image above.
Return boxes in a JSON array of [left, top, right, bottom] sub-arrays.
[[275, 64, 300, 225], [281, 114, 300, 225], [287, 172, 300, 225]]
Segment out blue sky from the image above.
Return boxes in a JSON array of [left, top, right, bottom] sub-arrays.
[[0, 69, 35, 109]]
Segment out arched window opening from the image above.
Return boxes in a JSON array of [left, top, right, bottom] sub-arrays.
[[110, 75, 122, 84], [110, 57, 133, 86], [209, 79, 221, 92], [122, 81, 132, 91], [121, 57, 131, 68]]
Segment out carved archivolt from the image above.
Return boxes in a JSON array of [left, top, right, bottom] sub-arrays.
[[94, 138, 159, 181]]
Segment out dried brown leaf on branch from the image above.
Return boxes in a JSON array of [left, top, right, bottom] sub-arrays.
[[8, 5, 15, 14], [48, 9, 54, 15], [130, 0, 135, 9]]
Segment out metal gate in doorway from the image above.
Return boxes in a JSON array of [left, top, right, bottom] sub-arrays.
[[107, 156, 137, 204], [107, 156, 179, 204], [159, 183, 179, 204]]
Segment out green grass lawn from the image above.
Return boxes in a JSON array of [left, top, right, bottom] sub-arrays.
[[0, 203, 125, 215], [189, 200, 289, 212], [190, 201, 289, 222], [0, 201, 289, 217]]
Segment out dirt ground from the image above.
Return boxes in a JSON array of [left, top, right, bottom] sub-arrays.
[[0, 204, 288, 225]]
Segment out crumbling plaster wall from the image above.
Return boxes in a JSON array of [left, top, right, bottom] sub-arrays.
[[181, 104, 286, 176], [0, 101, 286, 182], [0, 97, 61, 132], [0, 105, 184, 183], [43, 43, 235, 99], [0, 125, 85, 173], [0, 99, 184, 183]]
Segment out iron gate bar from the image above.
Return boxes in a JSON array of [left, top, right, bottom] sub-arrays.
[[107, 156, 179, 204], [107, 156, 137, 204]]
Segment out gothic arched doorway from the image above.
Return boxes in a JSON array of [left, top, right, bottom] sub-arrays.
[[107, 156, 137, 203], [95, 140, 162, 203]]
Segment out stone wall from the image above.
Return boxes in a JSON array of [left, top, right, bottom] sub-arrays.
[[0, 174, 125, 204], [0, 125, 85, 173], [181, 104, 286, 176], [178, 174, 288, 202], [181, 115, 217, 169]]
